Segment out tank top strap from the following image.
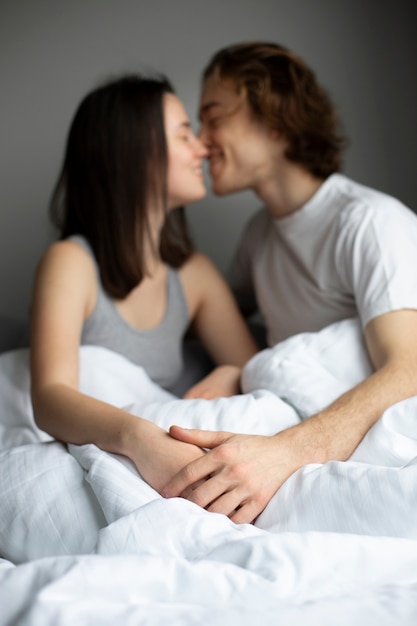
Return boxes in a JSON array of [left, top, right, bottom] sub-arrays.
[[67, 234, 190, 389]]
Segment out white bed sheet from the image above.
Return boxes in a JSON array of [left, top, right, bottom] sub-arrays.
[[0, 317, 416, 625]]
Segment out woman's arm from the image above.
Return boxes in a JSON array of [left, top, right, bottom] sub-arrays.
[[30, 241, 204, 491], [179, 253, 259, 398]]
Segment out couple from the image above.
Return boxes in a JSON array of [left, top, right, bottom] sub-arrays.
[[30, 42, 417, 525]]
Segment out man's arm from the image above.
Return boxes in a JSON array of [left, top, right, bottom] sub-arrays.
[[162, 309, 417, 523]]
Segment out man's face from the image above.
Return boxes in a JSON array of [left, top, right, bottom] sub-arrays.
[[198, 73, 274, 196]]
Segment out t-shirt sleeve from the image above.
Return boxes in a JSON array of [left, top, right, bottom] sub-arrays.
[[336, 198, 417, 327]]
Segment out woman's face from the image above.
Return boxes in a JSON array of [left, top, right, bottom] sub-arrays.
[[164, 93, 208, 210]]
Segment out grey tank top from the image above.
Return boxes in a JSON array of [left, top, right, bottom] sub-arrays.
[[71, 235, 190, 390]]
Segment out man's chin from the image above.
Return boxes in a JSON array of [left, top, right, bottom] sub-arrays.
[[211, 187, 228, 197], [211, 179, 234, 196]]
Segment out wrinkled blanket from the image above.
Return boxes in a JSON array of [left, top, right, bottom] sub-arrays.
[[1, 318, 416, 625]]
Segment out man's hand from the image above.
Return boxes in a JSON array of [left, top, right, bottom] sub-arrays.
[[163, 311, 417, 524], [161, 426, 302, 523], [183, 365, 242, 400]]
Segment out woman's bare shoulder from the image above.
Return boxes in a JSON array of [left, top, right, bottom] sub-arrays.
[[35, 239, 95, 279], [180, 251, 219, 279]]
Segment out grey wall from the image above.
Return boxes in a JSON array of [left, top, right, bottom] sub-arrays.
[[1, 0, 416, 319]]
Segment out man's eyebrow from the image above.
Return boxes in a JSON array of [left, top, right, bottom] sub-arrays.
[[199, 101, 222, 120]]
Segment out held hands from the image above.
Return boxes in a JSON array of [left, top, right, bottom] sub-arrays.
[[161, 426, 302, 524], [183, 365, 242, 400], [129, 422, 206, 494]]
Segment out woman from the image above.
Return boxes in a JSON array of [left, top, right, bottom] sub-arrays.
[[30, 74, 258, 493]]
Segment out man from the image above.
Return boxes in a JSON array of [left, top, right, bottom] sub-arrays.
[[162, 42, 417, 524]]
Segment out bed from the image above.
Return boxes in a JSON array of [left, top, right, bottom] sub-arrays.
[[0, 315, 416, 625]]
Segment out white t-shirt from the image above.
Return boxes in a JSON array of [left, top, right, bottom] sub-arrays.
[[229, 173, 417, 346]]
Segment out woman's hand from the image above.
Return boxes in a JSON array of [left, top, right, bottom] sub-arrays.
[[183, 365, 242, 400], [128, 421, 206, 493]]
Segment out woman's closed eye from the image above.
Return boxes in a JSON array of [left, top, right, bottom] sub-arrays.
[[181, 131, 194, 142]]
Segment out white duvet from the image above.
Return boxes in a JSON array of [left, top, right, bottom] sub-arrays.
[[0, 318, 416, 625]]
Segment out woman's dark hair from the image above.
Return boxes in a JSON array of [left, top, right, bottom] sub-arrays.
[[203, 42, 347, 178], [50, 74, 194, 298]]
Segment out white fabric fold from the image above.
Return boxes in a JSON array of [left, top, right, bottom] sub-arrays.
[[1, 317, 417, 624]]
